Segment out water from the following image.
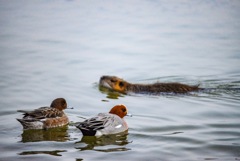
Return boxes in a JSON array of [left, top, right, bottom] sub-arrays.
[[0, 0, 240, 161]]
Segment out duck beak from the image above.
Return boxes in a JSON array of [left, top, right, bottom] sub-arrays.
[[126, 113, 133, 117]]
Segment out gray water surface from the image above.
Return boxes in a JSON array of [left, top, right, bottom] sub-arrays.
[[0, 1, 240, 161]]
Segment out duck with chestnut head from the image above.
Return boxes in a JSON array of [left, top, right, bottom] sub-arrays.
[[76, 104, 130, 136]]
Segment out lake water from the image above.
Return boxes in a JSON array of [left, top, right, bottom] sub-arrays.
[[0, 0, 240, 161]]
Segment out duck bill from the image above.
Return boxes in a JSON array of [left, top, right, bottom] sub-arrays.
[[126, 113, 133, 117]]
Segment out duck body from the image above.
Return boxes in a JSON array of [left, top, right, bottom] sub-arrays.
[[100, 75, 200, 94], [76, 105, 129, 136], [17, 98, 69, 130], [77, 113, 128, 136]]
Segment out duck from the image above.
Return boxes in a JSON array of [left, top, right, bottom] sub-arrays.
[[76, 104, 129, 136], [99, 75, 200, 94], [17, 98, 69, 130]]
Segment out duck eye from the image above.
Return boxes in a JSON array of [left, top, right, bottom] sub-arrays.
[[61, 100, 66, 106], [122, 108, 126, 112], [119, 81, 124, 87], [110, 79, 116, 83]]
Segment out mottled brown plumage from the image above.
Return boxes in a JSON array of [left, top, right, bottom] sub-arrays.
[[17, 98, 69, 130]]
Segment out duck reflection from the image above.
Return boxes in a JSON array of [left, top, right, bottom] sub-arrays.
[[20, 125, 69, 142], [75, 131, 131, 152], [19, 150, 66, 156]]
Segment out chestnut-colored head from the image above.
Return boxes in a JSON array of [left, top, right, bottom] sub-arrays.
[[100, 76, 128, 93], [109, 104, 128, 118], [50, 98, 67, 111]]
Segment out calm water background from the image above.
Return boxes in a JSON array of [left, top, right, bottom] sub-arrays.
[[0, 0, 240, 161]]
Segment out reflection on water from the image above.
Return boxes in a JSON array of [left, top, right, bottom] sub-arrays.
[[75, 131, 131, 152], [76, 159, 83, 161], [19, 150, 67, 156], [99, 86, 124, 99], [20, 126, 69, 143]]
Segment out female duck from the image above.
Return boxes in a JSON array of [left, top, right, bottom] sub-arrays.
[[76, 104, 129, 136], [17, 98, 69, 130]]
